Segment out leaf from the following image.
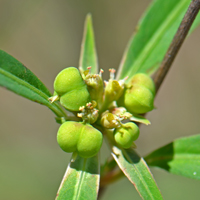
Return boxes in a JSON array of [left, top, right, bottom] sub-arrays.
[[56, 154, 100, 200], [79, 14, 98, 74], [116, 0, 200, 81], [130, 114, 151, 125], [0, 50, 66, 118], [145, 134, 200, 180], [112, 146, 163, 200]]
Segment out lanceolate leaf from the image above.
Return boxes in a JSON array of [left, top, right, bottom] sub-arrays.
[[0, 50, 66, 118], [130, 114, 151, 125], [145, 134, 200, 180], [79, 14, 98, 74], [112, 146, 163, 200], [116, 0, 200, 81], [56, 154, 100, 200]]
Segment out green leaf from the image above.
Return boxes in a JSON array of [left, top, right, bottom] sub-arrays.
[[145, 134, 200, 180], [116, 0, 200, 81], [79, 14, 98, 74], [0, 50, 66, 118], [56, 154, 100, 200], [112, 146, 163, 200], [130, 114, 151, 125]]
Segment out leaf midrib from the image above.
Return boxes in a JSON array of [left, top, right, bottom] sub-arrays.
[[118, 0, 187, 79], [0, 68, 66, 117], [0, 68, 49, 99], [75, 158, 87, 200], [146, 154, 200, 164], [122, 149, 155, 200]]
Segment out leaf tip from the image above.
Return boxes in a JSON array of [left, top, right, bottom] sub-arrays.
[[86, 13, 92, 23]]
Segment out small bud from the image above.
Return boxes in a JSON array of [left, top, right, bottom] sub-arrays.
[[85, 70, 104, 90], [105, 80, 124, 103], [77, 101, 99, 124], [111, 107, 132, 120], [84, 68, 104, 108], [101, 112, 120, 129], [48, 94, 59, 103], [104, 69, 126, 104]]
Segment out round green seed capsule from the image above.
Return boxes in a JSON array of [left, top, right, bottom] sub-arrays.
[[124, 84, 154, 114], [54, 67, 85, 96], [114, 122, 139, 149], [57, 121, 83, 153], [77, 124, 103, 158], [53, 67, 91, 111], [60, 86, 90, 111], [114, 129, 133, 149], [123, 122, 140, 141], [129, 73, 155, 95]]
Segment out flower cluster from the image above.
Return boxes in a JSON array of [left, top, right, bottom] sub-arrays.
[[49, 67, 155, 158]]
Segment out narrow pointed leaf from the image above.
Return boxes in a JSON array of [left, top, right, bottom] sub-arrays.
[[56, 154, 100, 200], [130, 114, 151, 125], [145, 134, 200, 180], [0, 50, 66, 118], [117, 0, 200, 81], [112, 146, 163, 200], [79, 14, 98, 74]]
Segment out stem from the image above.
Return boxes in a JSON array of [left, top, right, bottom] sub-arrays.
[[98, 97, 110, 115], [99, 0, 200, 197], [50, 102, 68, 118], [153, 0, 200, 92], [100, 168, 124, 187]]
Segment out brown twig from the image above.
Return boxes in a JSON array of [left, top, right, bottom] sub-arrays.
[[153, 0, 200, 92], [98, 0, 200, 199]]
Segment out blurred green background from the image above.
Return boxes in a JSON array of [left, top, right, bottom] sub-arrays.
[[1, 0, 200, 199]]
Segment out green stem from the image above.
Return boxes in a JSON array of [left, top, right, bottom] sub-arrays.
[[49, 102, 68, 118], [100, 167, 124, 187]]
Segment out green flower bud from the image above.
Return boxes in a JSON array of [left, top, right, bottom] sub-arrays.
[[101, 112, 120, 129], [60, 87, 90, 111], [77, 124, 103, 158], [84, 69, 104, 108], [57, 121, 82, 153], [104, 80, 124, 102], [114, 122, 139, 149], [54, 67, 85, 96], [129, 73, 155, 95]]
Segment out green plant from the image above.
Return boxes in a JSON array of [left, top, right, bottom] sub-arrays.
[[1, 0, 200, 199]]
